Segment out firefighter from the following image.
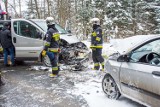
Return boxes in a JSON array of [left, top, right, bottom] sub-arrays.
[[90, 18, 104, 71], [42, 17, 60, 78]]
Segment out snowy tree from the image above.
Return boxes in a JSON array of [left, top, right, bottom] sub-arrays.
[[4, 0, 159, 39], [104, 0, 132, 38], [132, 0, 156, 35], [149, 0, 160, 34]]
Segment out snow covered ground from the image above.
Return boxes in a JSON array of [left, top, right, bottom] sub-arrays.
[[66, 70, 143, 107], [0, 63, 144, 107], [29, 65, 144, 107]]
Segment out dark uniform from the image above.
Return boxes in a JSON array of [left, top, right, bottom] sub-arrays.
[[44, 27, 60, 75], [90, 25, 104, 70], [0, 22, 15, 66]]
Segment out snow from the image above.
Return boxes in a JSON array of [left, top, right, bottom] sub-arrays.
[[69, 78, 136, 107], [25, 63, 143, 107]]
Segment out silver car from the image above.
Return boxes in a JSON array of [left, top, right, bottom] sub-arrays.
[[102, 35, 160, 107]]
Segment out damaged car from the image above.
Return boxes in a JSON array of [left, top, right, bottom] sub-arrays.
[[0, 19, 90, 70], [102, 35, 160, 107]]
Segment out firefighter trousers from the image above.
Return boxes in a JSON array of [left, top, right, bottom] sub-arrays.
[[46, 52, 59, 75], [92, 49, 104, 70]]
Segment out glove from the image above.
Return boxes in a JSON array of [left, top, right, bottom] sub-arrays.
[[0, 48, 3, 52], [58, 48, 61, 53], [42, 50, 46, 57]]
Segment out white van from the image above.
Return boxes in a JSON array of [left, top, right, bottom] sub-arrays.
[[0, 19, 90, 70]]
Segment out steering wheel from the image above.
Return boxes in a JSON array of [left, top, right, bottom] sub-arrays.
[[146, 52, 160, 63]]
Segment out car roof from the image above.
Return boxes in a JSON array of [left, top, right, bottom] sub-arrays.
[[124, 34, 160, 54], [29, 19, 45, 21], [110, 34, 160, 54]]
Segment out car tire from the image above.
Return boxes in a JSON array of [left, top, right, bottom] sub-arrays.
[[102, 74, 121, 99], [42, 55, 51, 67]]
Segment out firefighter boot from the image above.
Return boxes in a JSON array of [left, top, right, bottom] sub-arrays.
[[92, 63, 100, 70], [101, 62, 105, 71], [49, 67, 59, 78], [49, 74, 58, 78]]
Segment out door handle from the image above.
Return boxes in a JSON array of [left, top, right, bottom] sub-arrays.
[[152, 71, 160, 76], [13, 37, 16, 43]]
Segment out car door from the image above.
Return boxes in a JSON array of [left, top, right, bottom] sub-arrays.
[[11, 19, 44, 59], [120, 38, 160, 106]]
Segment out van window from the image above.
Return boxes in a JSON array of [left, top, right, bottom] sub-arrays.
[[0, 23, 3, 31], [13, 21, 42, 39], [33, 20, 68, 34]]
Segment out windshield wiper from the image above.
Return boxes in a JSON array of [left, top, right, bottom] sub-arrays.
[[60, 32, 68, 34]]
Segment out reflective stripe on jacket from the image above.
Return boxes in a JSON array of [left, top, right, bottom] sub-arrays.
[[48, 48, 59, 52]]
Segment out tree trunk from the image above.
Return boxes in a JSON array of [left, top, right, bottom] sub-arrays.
[[34, 0, 40, 18], [8, 4, 20, 18], [31, 0, 33, 13], [18, 0, 21, 17], [132, 0, 137, 35], [46, 0, 50, 16]]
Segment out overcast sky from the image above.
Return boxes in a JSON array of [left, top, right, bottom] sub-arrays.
[[0, 0, 27, 12]]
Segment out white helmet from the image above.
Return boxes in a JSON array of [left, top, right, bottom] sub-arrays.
[[90, 18, 100, 25], [46, 17, 55, 26]]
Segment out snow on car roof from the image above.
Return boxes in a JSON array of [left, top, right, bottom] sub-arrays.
[[109, 34, 160, 54]]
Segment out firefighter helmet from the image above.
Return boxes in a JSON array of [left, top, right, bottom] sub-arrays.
[[90, 18, 100, 25], [46, 17, 55, 26]]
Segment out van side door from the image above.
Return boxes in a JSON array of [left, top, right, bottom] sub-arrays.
[[12, 19, 44, 60]]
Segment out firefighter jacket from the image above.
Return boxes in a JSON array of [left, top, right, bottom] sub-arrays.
[[44, 28, 60, 53], [90, 26, 103, 49]]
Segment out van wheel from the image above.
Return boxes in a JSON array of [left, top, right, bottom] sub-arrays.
[[42, 55, 51, 67], [102, 74, 121, 99]]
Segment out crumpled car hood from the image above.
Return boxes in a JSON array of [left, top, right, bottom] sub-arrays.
[[60, 34, 80, 44]]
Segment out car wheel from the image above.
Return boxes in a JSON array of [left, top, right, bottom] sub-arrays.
[[102, 74, 121, 99], [43, 55, 51, 67]]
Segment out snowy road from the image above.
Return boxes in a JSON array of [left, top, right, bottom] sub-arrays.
[[0, 62, 145, 107]]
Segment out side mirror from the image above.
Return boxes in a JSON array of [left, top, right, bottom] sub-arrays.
[[117, 54, 130, 62]]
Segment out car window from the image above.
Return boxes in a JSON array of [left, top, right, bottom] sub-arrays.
[[55, 24, 68, 34], [130, 39, 160, 64], [13, 21, 42, 39]]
